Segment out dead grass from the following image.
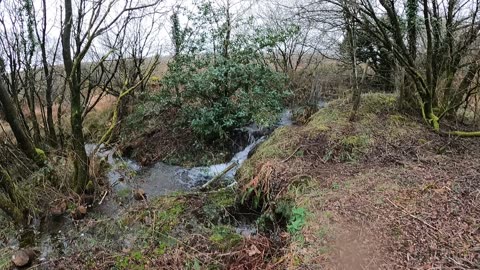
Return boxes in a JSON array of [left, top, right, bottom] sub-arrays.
[[238, 93, 480, 269]]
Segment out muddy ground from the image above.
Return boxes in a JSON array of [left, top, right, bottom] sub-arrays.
[[1, 93, 479, 269], [237, 93, 480, 269]]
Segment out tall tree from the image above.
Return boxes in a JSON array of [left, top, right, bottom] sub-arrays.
[[61, 0, 161, 192], [34, 0, 60, 146]]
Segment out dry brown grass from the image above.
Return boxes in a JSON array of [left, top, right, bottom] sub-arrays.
[[239, 93, 480, 269]]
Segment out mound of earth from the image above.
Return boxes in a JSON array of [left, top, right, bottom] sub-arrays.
[[238, 93, 480, 269]]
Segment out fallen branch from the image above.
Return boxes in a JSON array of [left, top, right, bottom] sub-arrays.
[[282, 146, 303, 163], [98, 190, 108, 205], [201, 162, 237, 190], [448, 130, 480, 137]]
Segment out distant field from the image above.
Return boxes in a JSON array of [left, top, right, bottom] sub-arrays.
[[0, 93, 117, 143]]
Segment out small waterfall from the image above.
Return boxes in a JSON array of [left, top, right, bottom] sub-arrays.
[[181, 109, 293, 187], [85, 144, 141, 191], [84, 109, 294, 194]]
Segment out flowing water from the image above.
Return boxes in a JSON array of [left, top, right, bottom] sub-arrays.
[[90, 109, 294, 196], [10, 109, 296, 266]]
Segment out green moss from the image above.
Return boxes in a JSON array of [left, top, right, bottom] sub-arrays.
[[238, 126, 302, 181], [307, 106, 345, 131], [208, 190, 236, 207], [209, 225, 242, 251], [35, 148, 47, 162], [339, 135, 371, 162], [85, 180, 94, 193], [153, 197, 185, 234], [202, 190, 236, 222], [254, 127, 296, 160]]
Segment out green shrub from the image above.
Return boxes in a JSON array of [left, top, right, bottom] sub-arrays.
[[161, 1, 290, 141]]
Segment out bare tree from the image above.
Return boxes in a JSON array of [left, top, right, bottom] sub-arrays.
[[0, 59, 40, 163], [34, 0, 61, 146], [300, 0, 480, 135], [61, 0, 161, 192], [97, 7, 163, 143]]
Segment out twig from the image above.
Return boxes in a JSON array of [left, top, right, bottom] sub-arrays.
[[282, 146, 303, 163], [201, 162, 237, 190], [98, 190, 108, 205], [385, 198, 439, 232]]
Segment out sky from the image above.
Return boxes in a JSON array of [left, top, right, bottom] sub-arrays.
[[1, 0, 330, 66]]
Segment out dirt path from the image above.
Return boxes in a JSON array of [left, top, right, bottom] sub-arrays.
[[238, 94, 480, 269]]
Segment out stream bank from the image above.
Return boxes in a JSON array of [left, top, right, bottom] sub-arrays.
[[4, 94, 479, 269], [3, 109, 302, 269]]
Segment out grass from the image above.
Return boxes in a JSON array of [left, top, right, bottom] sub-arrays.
[[83, 105, 114, 142], [238, 94, 387, 182], [235, 92, 480, 268], [208, 225, 242, 251], [0, 214, 14, 268], [237, 126, 304, 181], [0, 248, 11, 269]]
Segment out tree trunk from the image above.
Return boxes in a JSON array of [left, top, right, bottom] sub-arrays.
[[399, 0, 419, 111], [70, 86, 89, 193], [0, 168, 26, 224], [0, 77, 40, 163], [45, 81, 57, 146], [26, 82, 42, 144], [62, 0, 89, 193], [345, 4, 361, 121], [0, 195, 25, 224], [109, 93, 132, 143], [39, 0, 58, 146]]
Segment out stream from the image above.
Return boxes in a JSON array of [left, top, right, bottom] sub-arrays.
[[87, 109, 294, 196], [9, 109, 298, 266]]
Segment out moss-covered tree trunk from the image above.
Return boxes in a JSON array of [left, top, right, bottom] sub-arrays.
[[62, 0, 89, 193], [0, 76, 40, 163], [0, 171, 25, 224], [109, 93, 132, 143]]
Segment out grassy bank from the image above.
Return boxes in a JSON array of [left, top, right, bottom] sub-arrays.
[[237, 93, 480, 269], [3, 93, 478, 269]]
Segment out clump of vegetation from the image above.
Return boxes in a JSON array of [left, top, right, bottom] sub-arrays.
[[209, 225, 243, 251], [202, 189, 237, 223], [238, 126, 303, 181], [161, 1, 288, 141], [151, 197, 185, 236], [339, 135, 371, 162]]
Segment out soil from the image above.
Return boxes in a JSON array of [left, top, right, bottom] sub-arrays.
[[2, 93, 479, 269], [238, 94, 480, 269], [119, 108, 235, 167]]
